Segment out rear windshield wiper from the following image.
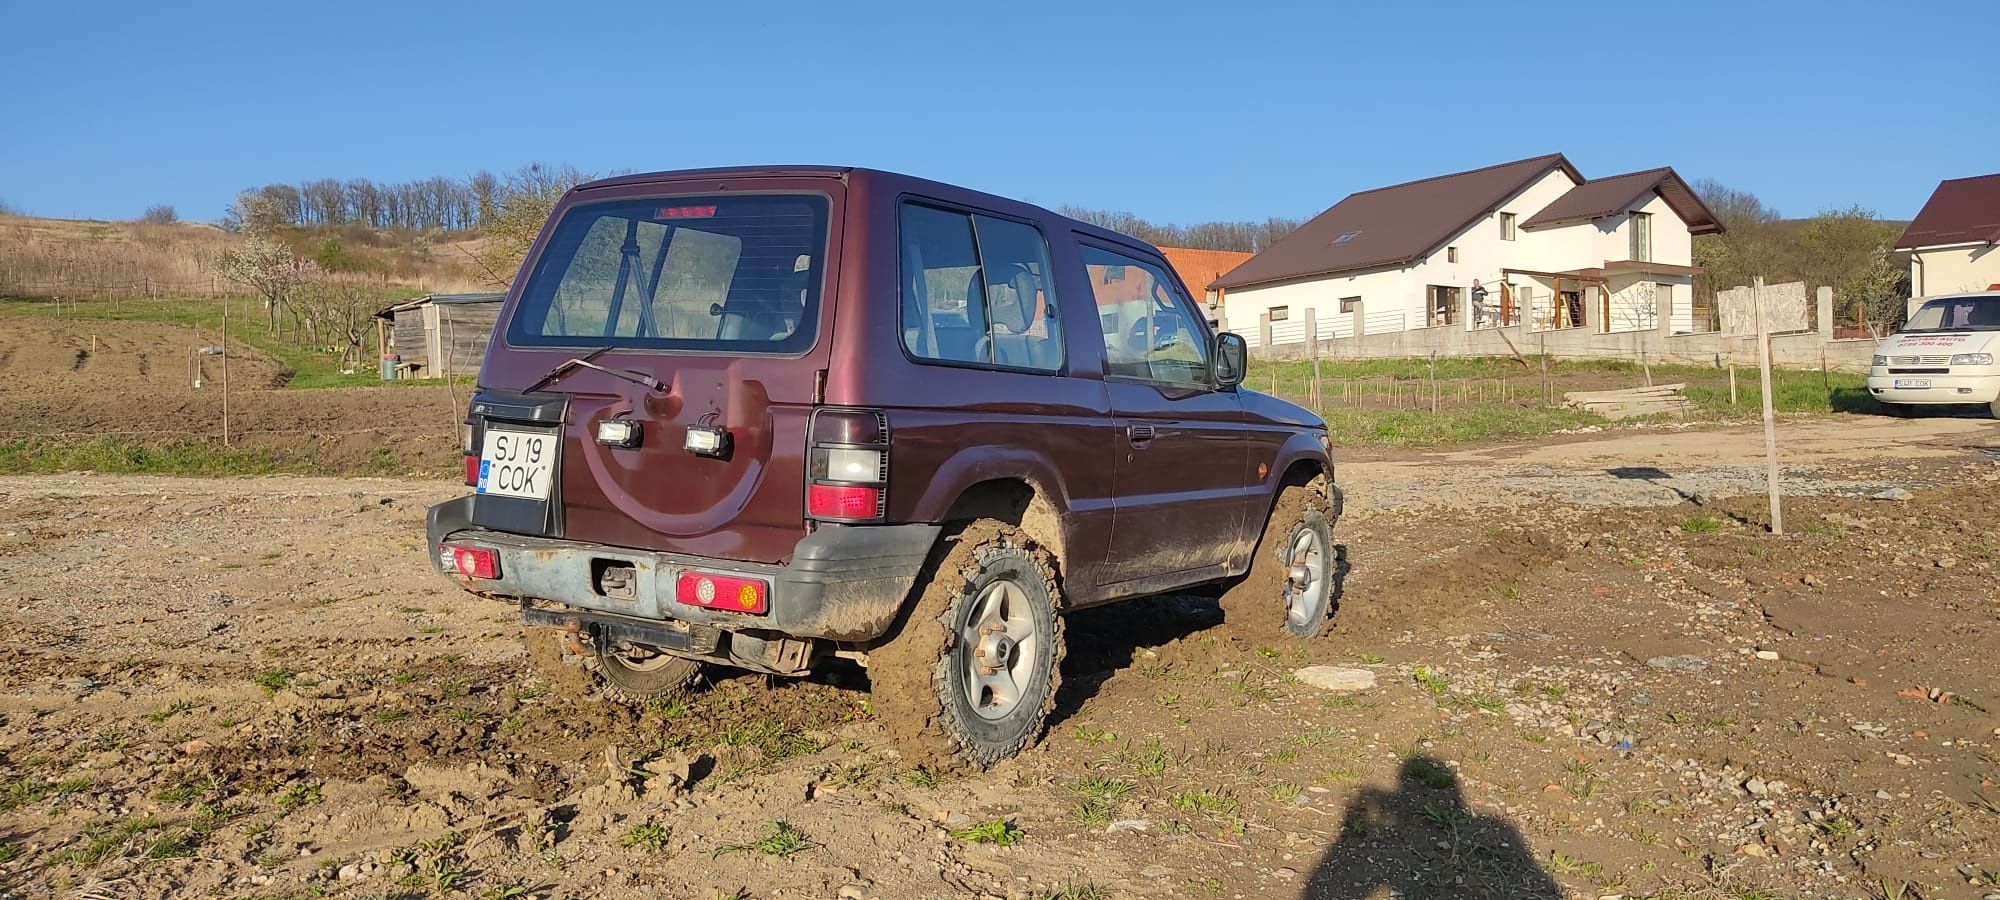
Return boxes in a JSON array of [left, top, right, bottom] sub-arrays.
[[522, 347, 666, 394]]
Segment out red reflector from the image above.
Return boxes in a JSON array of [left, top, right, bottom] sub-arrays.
[[463, 454, 479, 486], [451, 546, 499, 579], [807, 483, 880, 519], [657, 204, 717, 219], [674, 571, 768, 615]]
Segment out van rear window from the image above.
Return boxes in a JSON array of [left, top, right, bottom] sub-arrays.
[[506, 194, 829, 353]]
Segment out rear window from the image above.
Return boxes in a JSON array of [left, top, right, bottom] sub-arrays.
[[506, 194, 830, 353]]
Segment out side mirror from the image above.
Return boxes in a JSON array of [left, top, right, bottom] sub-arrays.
[[1212, 332, 1247, 388]]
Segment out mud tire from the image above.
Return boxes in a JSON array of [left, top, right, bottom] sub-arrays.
[[869, 521, 1065, 770], [1220, 483, 1338, 639]]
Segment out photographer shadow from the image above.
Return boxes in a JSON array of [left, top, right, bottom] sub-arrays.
[[1305, 756, 1562, 899]]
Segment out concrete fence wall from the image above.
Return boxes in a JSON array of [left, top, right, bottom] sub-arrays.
[[1252, 284, 1878, 372]]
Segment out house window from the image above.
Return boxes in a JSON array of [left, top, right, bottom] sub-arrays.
[[1629, 212, 1652, 262], [1500, 212, 1517, 241], [1332, 230, 1361, 245], [1446, 246, 1459, 263], [1268, 306, 1289, 322], [1338, 296, 1360, 314], [1427, 285, 1461, 327]]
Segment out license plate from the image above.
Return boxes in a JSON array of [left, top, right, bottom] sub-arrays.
[[478, 428, 556, 500], [1893, 378, 1931, 389]]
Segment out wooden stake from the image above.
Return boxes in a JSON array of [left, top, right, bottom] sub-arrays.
[[1753, 276, 1783, 534], [221, 296, 231, 448], [1729, 364, 1738, 406]]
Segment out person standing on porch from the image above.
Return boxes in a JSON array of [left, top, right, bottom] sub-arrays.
[[1470, 280, 1489, 328]]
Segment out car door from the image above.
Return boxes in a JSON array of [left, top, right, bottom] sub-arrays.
[[1079, 242, 1249, 586]]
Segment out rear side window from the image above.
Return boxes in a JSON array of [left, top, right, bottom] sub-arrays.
[[506, 194, 829, 353], [899, 202, 1064, 372]]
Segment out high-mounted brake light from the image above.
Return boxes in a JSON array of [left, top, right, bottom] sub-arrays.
[[657, 205, 717, 219], [675, 571, 768, 615], [806, 409, 888, 522]]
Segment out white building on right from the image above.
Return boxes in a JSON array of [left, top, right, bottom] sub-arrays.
[[1210, 154, 1724, 347], [1897, 172, 2000, 299]]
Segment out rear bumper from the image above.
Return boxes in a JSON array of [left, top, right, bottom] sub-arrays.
[[425, 496, 939, 643], [1865, 373, 2000, 405]]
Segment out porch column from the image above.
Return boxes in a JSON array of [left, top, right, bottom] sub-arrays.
[[1303, 307, 1319, 355], [1657, 283, 1674, 337], [1259, 311, 1272, 350]]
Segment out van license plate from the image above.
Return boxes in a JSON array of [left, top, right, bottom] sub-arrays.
[[478, 429, 556, 500], [1893, 379, 1931, 389]]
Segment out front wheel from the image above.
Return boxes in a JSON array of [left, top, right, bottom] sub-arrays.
[[1989, 397, 2000, 420], [1221, 484, 1340, 638], [870, 521, 1064, 769]]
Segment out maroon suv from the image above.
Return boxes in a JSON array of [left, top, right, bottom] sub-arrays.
[[428, 166, 1340, 766]]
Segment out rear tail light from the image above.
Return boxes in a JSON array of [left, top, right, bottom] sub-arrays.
[[447, 544, 500, 579], [675, 571, 769, 615], [806, 409, 887, 522], [462, 420, 480, 487]]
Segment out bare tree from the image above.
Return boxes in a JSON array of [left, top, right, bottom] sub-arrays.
[[1056, 205, 1301, 252], [298, 278, 387, 366], [474, 162, 595, 286], [141, 204, 178, 224]]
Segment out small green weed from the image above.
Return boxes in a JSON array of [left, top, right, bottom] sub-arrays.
[[619, 822, 671, 853], [949, 818, 1025, 846], [715, 820, 814, 857]]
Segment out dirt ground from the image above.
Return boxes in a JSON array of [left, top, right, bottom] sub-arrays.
[[0, 314, 462, 472], [3, 411, 1998, 899]]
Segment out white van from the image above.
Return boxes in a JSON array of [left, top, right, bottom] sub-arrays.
[[1866, 291, 2000, 418]]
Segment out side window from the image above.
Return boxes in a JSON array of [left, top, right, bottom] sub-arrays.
[[898, 202, 1063, 371], [1080, 245, 1210, 386]]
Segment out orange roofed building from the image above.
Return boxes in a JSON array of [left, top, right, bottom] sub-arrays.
[[1157, 247, 1255, 312]]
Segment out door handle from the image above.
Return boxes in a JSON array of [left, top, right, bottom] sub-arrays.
[[1127, 424, 1156, 446]]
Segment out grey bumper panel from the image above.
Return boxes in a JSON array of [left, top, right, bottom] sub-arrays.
[[425, 498, 939, 643]]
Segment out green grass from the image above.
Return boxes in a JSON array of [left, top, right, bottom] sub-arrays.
[[619, 822, 671, 853], [715, 821, 813, 857], [0, 436, 332, 477], [1249, 355, 1883, 448], [1679, 514, 1724, 534], [949, 818, 1026, 846]]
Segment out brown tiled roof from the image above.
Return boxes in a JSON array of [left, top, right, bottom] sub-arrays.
[[1896, 173, 2000, 250], [1157, 246, 1256, 296], [1212, 154, 1583, 290], [1518, 168, 1723, 234]]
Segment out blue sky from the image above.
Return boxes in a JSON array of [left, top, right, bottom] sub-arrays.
[[2, 0, 1994, 224]]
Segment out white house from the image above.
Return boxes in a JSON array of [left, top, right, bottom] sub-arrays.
[[1897, 172, 2000, 300], [1210, 154, 1724, 348]]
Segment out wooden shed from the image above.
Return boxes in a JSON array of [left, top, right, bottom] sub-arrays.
[[374, 292, 505, 379]]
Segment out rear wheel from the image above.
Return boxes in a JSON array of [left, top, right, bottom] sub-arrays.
[[870, 521, 1063, 770], [582, 639, 703, 706], [1221, 484, 1339, 638]]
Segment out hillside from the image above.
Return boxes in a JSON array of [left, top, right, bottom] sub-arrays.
[[0, 214, 494, 299]]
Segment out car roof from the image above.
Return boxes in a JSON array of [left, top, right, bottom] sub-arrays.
[[1915, 290, 2000, 301], [571, 166, 1153, 253]]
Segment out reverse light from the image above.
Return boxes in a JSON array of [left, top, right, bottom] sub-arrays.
[[596, 418, 642, 448], [462, 421, 480, 486], [684, 423, 732, 458], [1949, 352, 1994, 366], [674, 571, 769, 615], [449, 545, 500, 579], [809, 447, 884, 483]]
